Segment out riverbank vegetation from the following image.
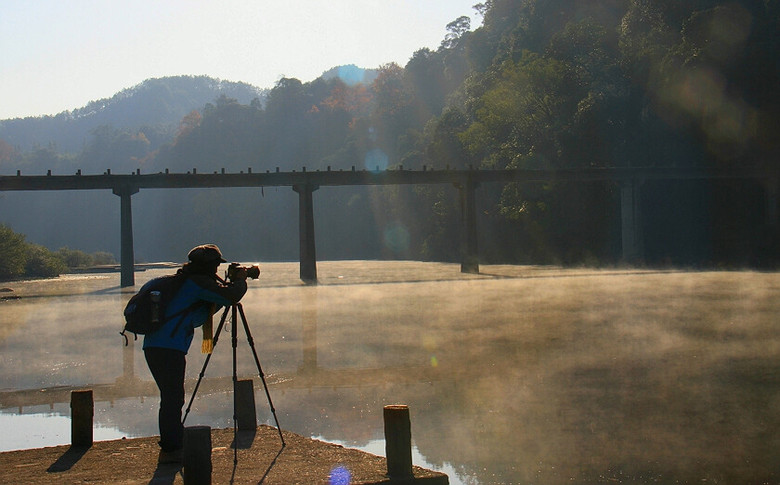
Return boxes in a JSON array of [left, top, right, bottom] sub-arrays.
[[0, 224, 115, 280]]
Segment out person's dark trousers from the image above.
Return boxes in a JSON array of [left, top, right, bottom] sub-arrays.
[[144, 347, 186, 452]]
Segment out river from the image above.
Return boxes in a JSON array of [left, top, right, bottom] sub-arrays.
[[1, 261, 779, 484]]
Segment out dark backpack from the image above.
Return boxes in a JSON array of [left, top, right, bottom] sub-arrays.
[[120, 273, 190, 345]]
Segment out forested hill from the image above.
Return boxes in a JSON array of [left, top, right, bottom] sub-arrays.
[[0, 76, 267, 153], [1, 1, 778, 268]]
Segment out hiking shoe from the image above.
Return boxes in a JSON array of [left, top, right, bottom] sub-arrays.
[[158, 448, 183, 464]]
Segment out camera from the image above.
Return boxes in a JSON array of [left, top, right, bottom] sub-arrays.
[[227, 263, 260, 281]]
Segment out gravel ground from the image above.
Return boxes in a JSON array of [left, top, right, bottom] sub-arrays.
[[1, 425, 448, 484]]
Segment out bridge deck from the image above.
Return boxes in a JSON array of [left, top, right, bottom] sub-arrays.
[[0, 166, 773, 192]]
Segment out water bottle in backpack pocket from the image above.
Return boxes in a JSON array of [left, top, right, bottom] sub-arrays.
[[121, 273, 187, 344]]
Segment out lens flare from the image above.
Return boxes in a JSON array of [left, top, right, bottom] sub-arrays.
[[364, 148, 388, 172], [707, 4, 751, 62], [658, 67, 757, 152], [383, 222, 410, 253], [329, 465, 351, 485], [337, 65, 365, 86]]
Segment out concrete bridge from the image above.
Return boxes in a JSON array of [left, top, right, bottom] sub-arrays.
[[1, 165, 776, 286]]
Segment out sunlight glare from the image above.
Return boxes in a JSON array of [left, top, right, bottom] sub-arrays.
[[383, 222, 410, 253], [364, 148, 388, 171]]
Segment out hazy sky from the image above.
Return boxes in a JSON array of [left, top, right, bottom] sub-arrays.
[[0, 0, 479, 120]]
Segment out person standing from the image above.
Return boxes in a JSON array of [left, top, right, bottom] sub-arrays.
[[143, 244, 247, 463]]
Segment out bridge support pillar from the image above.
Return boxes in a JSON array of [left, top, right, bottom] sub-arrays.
[[113, 186, 139, 287], [764, 176, 778, 228], [456, 177, 480, 273], [620, 178, 644, 263], [293, 184, 319, 284]]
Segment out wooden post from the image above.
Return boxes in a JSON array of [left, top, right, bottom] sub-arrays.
[[183, 426, 212, 485], [384, 404, 413, 479], [70, 390, 93, 447], [234, 379, 257, 431]]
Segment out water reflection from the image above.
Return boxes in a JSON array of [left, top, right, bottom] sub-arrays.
[[1, 262, 780, 484], [0, 412, 125, 450]]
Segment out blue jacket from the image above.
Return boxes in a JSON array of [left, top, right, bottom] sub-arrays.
[[143, 273, 247, 353]]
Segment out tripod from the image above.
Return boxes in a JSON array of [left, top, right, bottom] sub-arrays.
[[182, 302, 285, 462]]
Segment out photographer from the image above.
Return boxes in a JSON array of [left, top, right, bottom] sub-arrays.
[[143, 244, 248, 464]]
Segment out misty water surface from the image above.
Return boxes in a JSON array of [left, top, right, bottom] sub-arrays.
[[1, 261, 779, 484]]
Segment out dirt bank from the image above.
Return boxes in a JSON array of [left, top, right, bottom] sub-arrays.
[[2, 425, 448, 484]]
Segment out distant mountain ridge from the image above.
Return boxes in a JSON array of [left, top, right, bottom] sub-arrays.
[[0, 75, 267, 153], [66, 76, 266, 124], [0, 68, 375, 154]]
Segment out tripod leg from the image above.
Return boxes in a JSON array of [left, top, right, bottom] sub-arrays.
[[231, 304, 239, 464], [237, 303, 286, 446], [182, 306, 230, 425]]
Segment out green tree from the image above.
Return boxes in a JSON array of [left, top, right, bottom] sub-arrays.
[[460, 53, 580, 170], [427, 107, 471, 169], [25, 244, 67, 277], [55, 247, 93, 268], [80, 125, 152, 173], [405, 48, 447, 118], [90, 251, 117, 265], [442, 16, 472, 49], [371, 63, 416, 160], [0, 224, 28, 279]]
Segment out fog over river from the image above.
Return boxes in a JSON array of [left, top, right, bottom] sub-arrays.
[[1, 261, 779, 484]]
